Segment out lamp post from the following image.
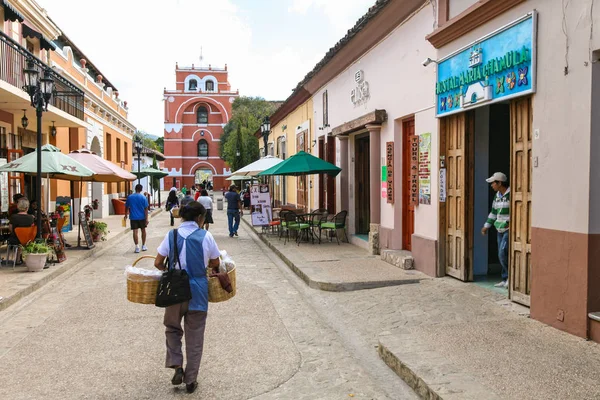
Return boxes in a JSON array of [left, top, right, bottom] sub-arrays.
[[23, 57, 54, 239], [134, 136, 142, 185], [260, 116, 271, 157]]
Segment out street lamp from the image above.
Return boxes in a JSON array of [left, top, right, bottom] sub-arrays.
[[260, 116, 270, 157], [23, 57, 54, 239], [134, 135, 143, 185]]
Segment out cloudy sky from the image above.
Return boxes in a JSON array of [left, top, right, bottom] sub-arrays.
[[41, 0, 376, 136]]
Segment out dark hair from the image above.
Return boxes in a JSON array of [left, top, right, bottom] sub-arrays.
[[180, 201, 206, 222], [135, 184, 143, 192], [167, 191, 178, 203], [229, 184, 236, 191], [201, 189, 208, 196]]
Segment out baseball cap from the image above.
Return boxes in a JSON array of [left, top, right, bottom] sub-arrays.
[[486, 172, 507, 183]]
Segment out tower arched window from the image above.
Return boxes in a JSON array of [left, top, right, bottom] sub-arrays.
[[189, 79, 198, 91], [205, 80, 214, 91], [198, 139, 208, 157], [197, 106, 208, 124]]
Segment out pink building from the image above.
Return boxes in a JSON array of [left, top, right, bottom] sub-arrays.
[[163, 63, 238, 191]]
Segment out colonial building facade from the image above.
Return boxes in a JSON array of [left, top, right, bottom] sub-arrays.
[[163, 63, 238, 191]]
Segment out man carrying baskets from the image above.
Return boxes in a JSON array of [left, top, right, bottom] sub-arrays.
[[154, 201, 221, 394]]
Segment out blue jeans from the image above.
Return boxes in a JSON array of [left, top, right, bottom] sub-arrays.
[[227, 210, 240, 236], [497, 230, 509, 281]]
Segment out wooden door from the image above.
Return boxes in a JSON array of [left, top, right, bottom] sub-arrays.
[[443, 112, 474, 281], [7, 149, 24, 204], [296, 131, 307, 210], [402, 119, 416, 250], [509, 97, 533, 306], [326, 137, 336, 213], [355, 136, 370, 234], [318, 138, 325, 209]]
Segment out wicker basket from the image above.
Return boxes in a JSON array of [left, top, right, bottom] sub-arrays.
[[208, 267, 236, 303], [171, 208, 180, 218], [126, 256, 160, 304]]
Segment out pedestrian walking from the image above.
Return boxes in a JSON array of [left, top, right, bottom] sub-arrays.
[[481, 172, 511, 288], [165, 189, 179, 227], [181, 185, 188, 195], [224, 184, 243, 237], [154, 201, 221, 394], [180, 191, 194, 207], [197, 189, 213, 230], [125, 184, 149, 253], [242, 184, 251, 210]]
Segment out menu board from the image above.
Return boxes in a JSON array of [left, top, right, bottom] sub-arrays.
[[250, 184, 272, 226], [79, 212, 95, 249]]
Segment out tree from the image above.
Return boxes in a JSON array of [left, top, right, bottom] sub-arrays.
[[220, 97, 277, 171], [155, 137, 164, 153]]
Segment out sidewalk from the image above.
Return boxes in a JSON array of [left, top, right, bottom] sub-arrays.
[[0, 208, 163, 311], [243, 217, 600, 400]]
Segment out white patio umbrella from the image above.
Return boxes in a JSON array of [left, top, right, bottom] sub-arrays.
[[233, 155, 283, 177]]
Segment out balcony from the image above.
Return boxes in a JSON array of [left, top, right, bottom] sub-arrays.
[[0, 28, 84, 124]]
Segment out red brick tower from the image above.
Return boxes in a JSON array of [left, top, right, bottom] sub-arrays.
[[163, 63, 238, 191]]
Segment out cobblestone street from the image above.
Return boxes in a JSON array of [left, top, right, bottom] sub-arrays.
[[0, 209, 417, 399]]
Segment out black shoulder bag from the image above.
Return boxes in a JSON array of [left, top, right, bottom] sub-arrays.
[[155, 229, 192, 307]]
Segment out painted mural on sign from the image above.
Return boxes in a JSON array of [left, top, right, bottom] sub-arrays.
[[436, 13, 536, 117]]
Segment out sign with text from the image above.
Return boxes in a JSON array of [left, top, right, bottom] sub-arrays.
[[0, 158, 7, 212], [436, 13, 536, 117], [409, 135, 419, 207], [439, 168, 447, 203], [386, 142, 394, 204], [418, 133, 431, 205], [250, 184, 272, 227], [78, 212, 95, 249], [381, 166, 387, 198]]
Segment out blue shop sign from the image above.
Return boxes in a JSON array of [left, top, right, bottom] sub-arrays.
[[436, 12, 536, 117]]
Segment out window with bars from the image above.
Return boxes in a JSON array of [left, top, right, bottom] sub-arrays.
[[197, 139, 208, 157], [205, 80, 214, 91]]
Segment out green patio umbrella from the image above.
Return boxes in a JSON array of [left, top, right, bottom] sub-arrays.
[[132, 167, 170, 208], [0, 144, 95, 179], [258, 151, 341, 177]]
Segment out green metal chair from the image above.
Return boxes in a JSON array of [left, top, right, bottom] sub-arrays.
[[284, 212, 311, 245], [319, 210, 348, 245]]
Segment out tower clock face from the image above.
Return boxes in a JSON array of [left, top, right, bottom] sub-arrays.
[[229, 97, 235, 103]]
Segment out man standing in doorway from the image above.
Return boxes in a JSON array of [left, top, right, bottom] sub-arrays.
[[224, 184, 243, 237], [481, 172, 510, 288], [126, 183, 149, 253]]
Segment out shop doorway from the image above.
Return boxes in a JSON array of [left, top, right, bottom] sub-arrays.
[[355, 134, 370, 235], [402, 118, 416, 251], [440, 97, 533, 306]]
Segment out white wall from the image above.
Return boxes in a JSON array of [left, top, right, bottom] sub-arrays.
[[437, 1, 599, 234], [448, 0, 478, 19], [312, 3, 438, 239]]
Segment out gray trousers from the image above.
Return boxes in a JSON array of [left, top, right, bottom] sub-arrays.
[[163, 301, 207, 385]]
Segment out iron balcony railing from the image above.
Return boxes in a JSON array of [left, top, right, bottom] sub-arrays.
[[0, 29, 84, 121]]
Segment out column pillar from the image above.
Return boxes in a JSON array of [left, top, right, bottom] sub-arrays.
[[338, 136, 349, 213], [366, 124, 381, 255]]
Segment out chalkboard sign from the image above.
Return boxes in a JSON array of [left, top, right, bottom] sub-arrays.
[[79, 212, 95, 249]]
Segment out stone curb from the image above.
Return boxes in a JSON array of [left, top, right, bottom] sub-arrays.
[[0, 208, 163, 312], [242, 217, 422, 292]]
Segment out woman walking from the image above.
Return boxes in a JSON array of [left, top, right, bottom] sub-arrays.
[[197, 189, 213, 230], [165, 190, 179, 227], [154, 202, 221, 393]]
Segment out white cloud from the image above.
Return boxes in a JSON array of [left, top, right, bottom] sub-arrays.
[[288, 0, 376, 35]]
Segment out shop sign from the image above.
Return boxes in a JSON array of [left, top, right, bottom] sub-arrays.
[[418, 133, 431, 205], [381, 166, 387, 198], [351, 69, 370, 106], [386, 142, 394, 203], [409, 135, 419, 207], [250, 184, 272, 227], [435, 12, 536, 117]]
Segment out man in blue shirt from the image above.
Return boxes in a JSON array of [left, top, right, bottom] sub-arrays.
[[224, 184, 243, 237], [125, 184, 149, 253]]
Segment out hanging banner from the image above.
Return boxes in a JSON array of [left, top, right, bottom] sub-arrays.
[[386, 141, 394, 204], [410, 135, 419, 207], [250, 184, 272, 226], [419, 133, 431, 205]]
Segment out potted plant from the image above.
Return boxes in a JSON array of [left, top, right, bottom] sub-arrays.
[[92, 199, 99, 210], [89, 220, 109, 242], [21, 241, 50, 272]]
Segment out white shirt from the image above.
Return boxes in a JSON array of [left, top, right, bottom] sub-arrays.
[[157, 221, 220, 270], [198, 195, 213, 210]]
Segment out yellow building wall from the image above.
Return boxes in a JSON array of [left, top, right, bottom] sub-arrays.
[[263, 99, 314, 209]]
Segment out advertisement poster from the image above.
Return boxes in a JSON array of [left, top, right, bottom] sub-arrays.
[[419, 133, 431, 205], [250, 184, 272, 226], [0, 158, 6, 212]]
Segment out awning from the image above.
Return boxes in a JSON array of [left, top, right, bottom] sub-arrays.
[[22, 24, 54, 51], [1, 0, 23, 23]]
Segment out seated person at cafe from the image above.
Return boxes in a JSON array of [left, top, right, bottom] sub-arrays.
[[8, 198, 34, 245], [8, 194, 25, 216], [27, 200, 46, 220]]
